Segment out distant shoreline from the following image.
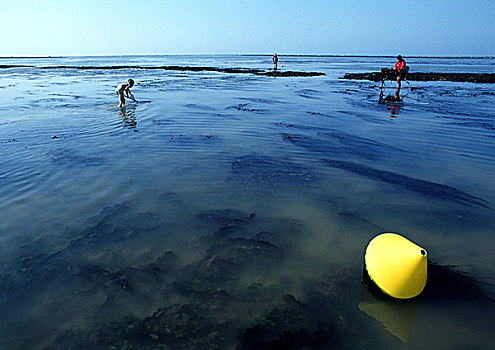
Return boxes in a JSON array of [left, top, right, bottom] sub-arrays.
[[1, 54, 494, 59], [0, 56, 65, 59]]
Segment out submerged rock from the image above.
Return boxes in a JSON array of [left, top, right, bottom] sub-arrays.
[[197, 209, 255, 227], [196, 209, 257, 241], [281, 131, 399, 161], [323, 159, 489, 208], [231, 154, 313, 184], [204, 238, 283, 274], [238, 295, 330, 350], [138, 303, 227, 349]]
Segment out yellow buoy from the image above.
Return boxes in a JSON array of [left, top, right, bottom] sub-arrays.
[[365, 233, 427, 299]]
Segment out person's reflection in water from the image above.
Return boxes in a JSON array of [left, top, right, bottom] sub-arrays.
[[389, 104, 400, 118], [379, 87, 402, 118], [119, 104, 138, 131]]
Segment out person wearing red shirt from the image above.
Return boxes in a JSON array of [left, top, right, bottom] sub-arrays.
[[394, 55, 406, 90]]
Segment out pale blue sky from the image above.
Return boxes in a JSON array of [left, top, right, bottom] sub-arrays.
[[3, 0, 494, 56]]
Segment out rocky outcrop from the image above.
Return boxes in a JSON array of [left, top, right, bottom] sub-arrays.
[[0, 64, 325, 77], [341, 71, 495, 83]]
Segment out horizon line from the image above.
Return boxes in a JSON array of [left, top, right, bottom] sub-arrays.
[[1, 54, 494, 59]]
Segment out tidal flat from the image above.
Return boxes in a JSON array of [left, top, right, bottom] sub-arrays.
[[1, 55, 494, 349]]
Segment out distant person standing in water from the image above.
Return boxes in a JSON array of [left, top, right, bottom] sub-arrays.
[[272, 53, 278, 70], [115, 78, 135, 107], [393, 55, 407, 91]]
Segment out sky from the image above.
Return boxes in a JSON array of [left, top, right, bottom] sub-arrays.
[[2, 0, 495, 57]]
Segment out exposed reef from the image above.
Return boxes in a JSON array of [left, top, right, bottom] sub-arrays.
[[341, 71, 495, 83], [0, 64, 325, 77]]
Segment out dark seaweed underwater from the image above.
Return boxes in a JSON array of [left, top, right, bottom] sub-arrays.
[[0, 55, 494, 349]]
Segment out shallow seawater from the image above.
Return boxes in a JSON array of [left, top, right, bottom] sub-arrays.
[[1, 55, 494, 349]]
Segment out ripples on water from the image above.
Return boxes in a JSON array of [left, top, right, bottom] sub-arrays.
[[0, 56, 494, 349]]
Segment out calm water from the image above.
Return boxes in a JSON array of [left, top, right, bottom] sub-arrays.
[[1, 55, 494, 349]]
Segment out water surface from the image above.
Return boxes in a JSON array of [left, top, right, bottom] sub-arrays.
[[1, 55, 494, 349]]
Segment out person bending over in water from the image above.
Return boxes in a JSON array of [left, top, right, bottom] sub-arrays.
[[393, 55, 407, 91], [115, 79, 135, 107]]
